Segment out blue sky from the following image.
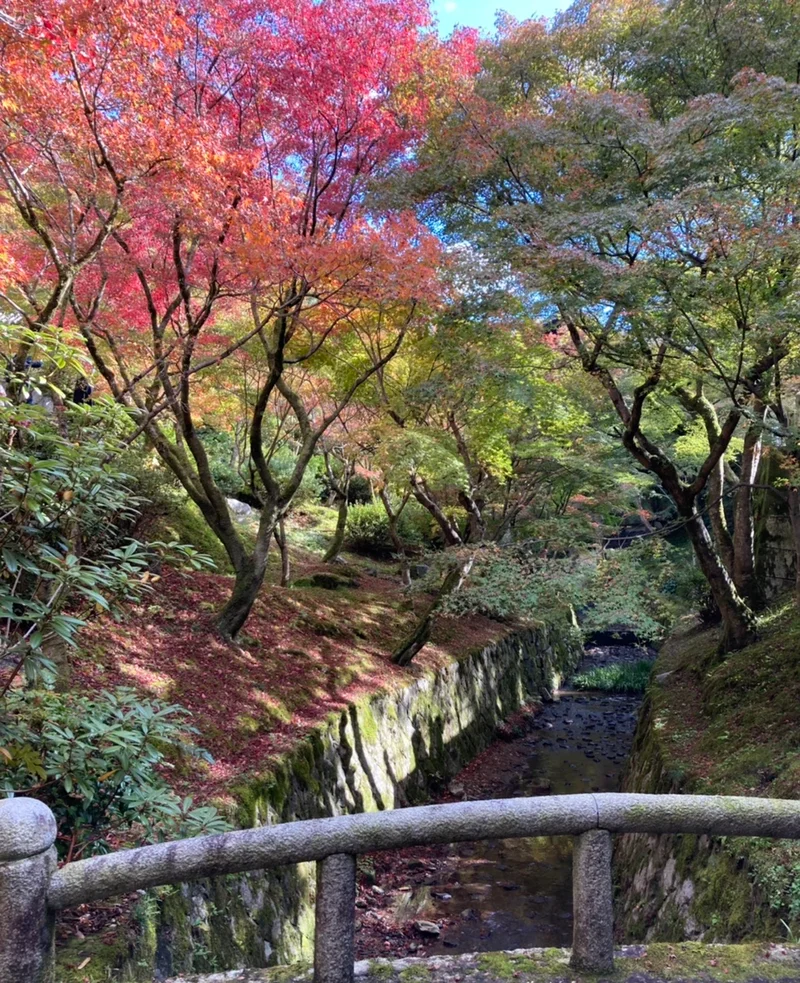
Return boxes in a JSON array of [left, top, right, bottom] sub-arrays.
[[431, 0, 565, 35]]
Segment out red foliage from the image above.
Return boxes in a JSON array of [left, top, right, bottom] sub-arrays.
[[0, 0, 474, 365]]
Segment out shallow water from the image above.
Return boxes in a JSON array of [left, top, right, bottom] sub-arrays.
[[420, 647, 647, 955]]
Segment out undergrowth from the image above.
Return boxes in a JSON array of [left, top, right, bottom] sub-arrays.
[[571, 660, 652, 693]]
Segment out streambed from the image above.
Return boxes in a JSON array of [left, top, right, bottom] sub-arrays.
[[354, 644, 652, 959]]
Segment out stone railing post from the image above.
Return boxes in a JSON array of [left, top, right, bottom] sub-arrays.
[[571, 828, 614, 973], [0, 797, 57, 983], [314, 853, 356, 983]]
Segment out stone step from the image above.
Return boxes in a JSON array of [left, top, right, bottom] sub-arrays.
[[165, 943, 800, 983]]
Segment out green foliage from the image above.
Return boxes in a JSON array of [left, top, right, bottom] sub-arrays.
[[147, 486, 243, 573], [437, 538, 694, 642], [196, 426, 242, 495], [440, 549, 541, 621], [345, 474, 372, 504], [579, 542, 692, 644], [197, 425, 324, 506], [0, 687, 229, 860], [345, 503, 394, 554], [749, 847, 800, 925], [571, 660, 653, 693], [271, 446, 324, 506], [373, 426, 468, 491], [0, 396, 213, 690], [674, 421, 745, 469], [345, 501, 437, 556]]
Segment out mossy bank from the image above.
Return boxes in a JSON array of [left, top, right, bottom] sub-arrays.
[[163, 943, 800, 983], [615, 607, 800, 944], [57, 624, 580, 982]]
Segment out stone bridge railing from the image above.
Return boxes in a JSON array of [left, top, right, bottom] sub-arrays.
[[4, 793, 800, 983]]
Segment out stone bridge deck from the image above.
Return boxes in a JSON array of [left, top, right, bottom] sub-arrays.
[[167, 944, 800, 983]]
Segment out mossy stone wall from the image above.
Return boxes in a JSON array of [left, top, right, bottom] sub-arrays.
[[59, 624, 580, 981], [616, 693, 785, 943]]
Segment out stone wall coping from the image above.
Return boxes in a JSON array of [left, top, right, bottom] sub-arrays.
[[46, 792, 800, 912]]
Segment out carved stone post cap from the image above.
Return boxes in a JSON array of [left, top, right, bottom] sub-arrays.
[[0, 797, 57, 861]]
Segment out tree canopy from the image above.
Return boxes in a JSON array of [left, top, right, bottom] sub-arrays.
[[2, 0, 800, 654]]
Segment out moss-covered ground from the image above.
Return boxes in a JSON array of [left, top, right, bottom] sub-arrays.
[[649, 604, 800, 800], [72, 503, 506, 806], [162, 944, 800, 983]]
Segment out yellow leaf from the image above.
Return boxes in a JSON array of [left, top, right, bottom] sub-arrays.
[[0, 747, 12, 762], [98, 770, 117, 782]]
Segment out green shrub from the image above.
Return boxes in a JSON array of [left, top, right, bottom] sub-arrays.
[[750, 846, 800, 924], [0, 687, 229, 860], [345, 503, 395, 555], [195, 425, 324, 506], [346, 474, 373, 504], [345, 500, 438, 556], [0, 397, 213, 691], [571, 660, 653, 693]]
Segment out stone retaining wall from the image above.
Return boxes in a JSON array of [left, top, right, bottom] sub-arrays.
[[615, 692, 785, 943], [58, 625, 580, 982]]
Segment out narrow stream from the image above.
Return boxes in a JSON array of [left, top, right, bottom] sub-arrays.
[[355, 644, 652, 958]]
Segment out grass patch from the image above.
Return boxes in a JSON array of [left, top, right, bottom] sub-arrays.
[[571, 659, 652, 693]]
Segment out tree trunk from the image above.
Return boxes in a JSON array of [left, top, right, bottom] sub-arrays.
[[392, 557, 473, 666], [683, 506, 756, 653], [378, 487, 411, 586], [410, 474, 463, 547], [458, 489, 485, 543], [391, 607, 435, 667], [216, 508, 277, 639], [707, 454, 735, 575], [275, 516, 291, 587], [732, 404, 765, 606], [677, 384, 735, 575], [786, 487, 800, 605], [324, 498, 348, 564]]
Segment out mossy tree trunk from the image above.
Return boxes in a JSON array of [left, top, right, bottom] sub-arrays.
[[323, 497, 349, 564], [378, 486, 412, 587], [682, 506, 756, 653], [323, 454, 353, 564], [787, 486, 800, 604], [731, 402, 765, 607], [392, 556, 474, 666], [217, 504, 279, 639]]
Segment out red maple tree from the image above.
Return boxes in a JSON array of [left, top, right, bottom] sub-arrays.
[[0, 0, 475, 635]]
